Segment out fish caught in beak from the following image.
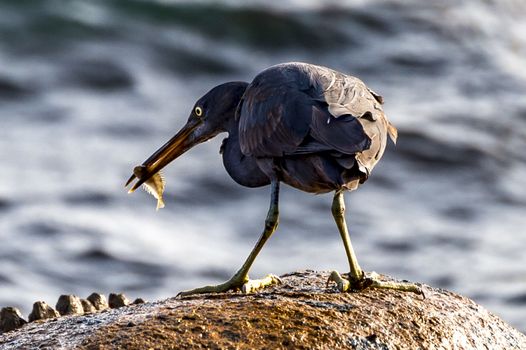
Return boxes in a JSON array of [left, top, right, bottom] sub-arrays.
[[125, 118, 202, 200]]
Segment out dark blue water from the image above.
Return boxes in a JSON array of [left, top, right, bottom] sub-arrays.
[[1, 0, 525, 332]]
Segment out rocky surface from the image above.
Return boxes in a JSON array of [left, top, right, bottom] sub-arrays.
[[0, 307, 27, 333], [86, 293, 109, 311], [80, 299, 97, 314], [108, 293, 130, 309], [0, 271, 525, 349], [28, 302, 60, 322], [56, 295, 84, 316]]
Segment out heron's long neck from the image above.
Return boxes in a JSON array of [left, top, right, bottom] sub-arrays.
[[221, 117, 270, 188], [222, 111, 239, 136]]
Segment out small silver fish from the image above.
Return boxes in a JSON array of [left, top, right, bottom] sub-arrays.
[[132, 166, 166, 210]]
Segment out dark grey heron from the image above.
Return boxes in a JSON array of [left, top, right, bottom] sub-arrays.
[[126, 62, 421, 296]]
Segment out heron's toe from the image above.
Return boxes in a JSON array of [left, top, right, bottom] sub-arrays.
[[327, 270, 424, 296], [242, 274, 282, 294], [177, 273, 282, 298], [327, 270, 351, 292], [176, 279, 239, 298]]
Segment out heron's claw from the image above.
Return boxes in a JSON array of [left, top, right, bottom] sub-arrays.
[[242, 274, 281, 294], [177, 273, 281, 298], [327, 270, 424, 297], [326, 271, 351, 292]]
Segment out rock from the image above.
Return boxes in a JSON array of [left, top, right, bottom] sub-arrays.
[[80, 299, 96, 314], [28, 301, 60, 322], [132, 298, 146, 305], [0, 271, 525, 349], [108, 293, 129, 309], [0, 307, 27, 332], [87, 293, 108, 311], [56, 295, 84, 316]]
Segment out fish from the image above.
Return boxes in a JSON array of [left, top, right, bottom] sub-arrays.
[[131, 165, 166, 210]]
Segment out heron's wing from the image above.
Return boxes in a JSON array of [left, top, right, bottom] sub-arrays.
[[312, 72, 397, 144], [238, 63, 396, 163], [306, 105, 370, 154], [238, 68, 312, 157], [306, 71, 397, 175]]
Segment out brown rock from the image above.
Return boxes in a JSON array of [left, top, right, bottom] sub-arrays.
[[80, 299, 96, 314], [0, 307, 27, 332], [87, 293, 108, 311], [132, 298, 146, 305], [0, 271, 525, 349], [108, 293, 129, 309], [28, 301, 60, 322], [56, 295, 83, 316]]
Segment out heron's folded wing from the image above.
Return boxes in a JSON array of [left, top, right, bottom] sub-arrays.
[[238, 81, 373, 157], [317, 75, 397, 144], [309, 106, 371, 155], [238, 79, 311, 157], [238, 63, 395, 159]]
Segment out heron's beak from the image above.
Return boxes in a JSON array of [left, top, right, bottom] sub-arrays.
[[125, 118, 202, 192]]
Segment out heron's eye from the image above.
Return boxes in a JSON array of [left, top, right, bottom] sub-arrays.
[[194, 106, 203, 117]]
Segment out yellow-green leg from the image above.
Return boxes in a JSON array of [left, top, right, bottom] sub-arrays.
[[327, 190, 423, 295], [178, 181, 282, 297]]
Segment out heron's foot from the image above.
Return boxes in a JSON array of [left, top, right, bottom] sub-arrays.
[[177, 273, 281, 298], [327, 270, 424, 296]]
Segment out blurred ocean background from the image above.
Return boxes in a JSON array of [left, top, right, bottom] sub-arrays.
[[1, 0, 525, 332]]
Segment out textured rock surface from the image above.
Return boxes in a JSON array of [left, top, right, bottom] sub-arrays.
[[0, 271, 524, 349], [80, 299, 97, 314], [108, 293, 130, 309], [56, 295, 84, 316], [132, 298, 146, 305], [0, 307, 27, 333], [28, 301, 60, 322], [87, 293, 109, 311]]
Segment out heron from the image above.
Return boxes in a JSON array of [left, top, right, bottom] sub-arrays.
[[125, 62, 421, 296]]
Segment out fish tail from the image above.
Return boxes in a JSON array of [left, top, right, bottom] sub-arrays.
[[156, 198, 165, 211]]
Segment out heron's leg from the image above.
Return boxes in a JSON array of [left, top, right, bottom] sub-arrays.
[[327, 190, 423, 295], [331, 190, 364, 283], [178, 180, 281, 297]]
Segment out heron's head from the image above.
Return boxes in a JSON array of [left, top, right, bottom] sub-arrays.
[[126, 81, 248, 192]]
